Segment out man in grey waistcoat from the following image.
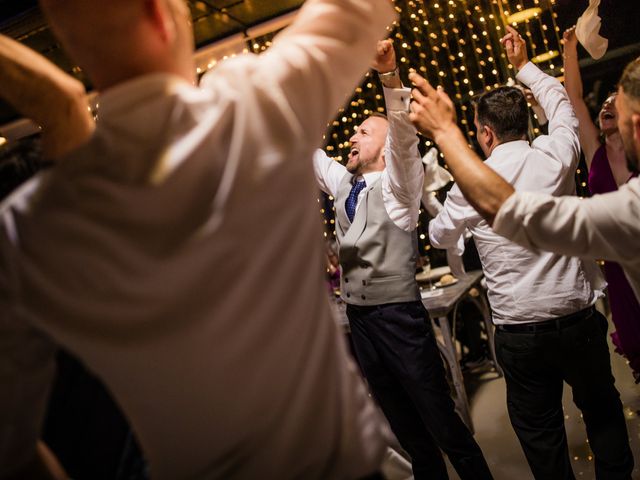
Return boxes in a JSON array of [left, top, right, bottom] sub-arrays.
[[313, 40, 493, 480]]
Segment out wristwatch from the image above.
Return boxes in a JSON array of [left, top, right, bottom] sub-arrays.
[[378, 67, 399, 83]]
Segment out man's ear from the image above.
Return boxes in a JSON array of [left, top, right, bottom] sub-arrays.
[[144, 0, 175, 44], [378, 146, 387, 166], [483, 125, 495, 149]]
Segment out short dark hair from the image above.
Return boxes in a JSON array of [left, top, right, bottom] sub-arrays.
[[475, 86, 529, 142], [620, 56, 640, 103]]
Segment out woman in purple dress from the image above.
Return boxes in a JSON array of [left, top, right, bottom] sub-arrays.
[[564, 26, 640, 380]]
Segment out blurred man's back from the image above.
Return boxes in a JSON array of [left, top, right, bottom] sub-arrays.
[[0, 1, 396, 478]]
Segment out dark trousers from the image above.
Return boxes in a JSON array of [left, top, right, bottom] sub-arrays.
[[495, 309, 634, 480], [347, 301, 493, 480]]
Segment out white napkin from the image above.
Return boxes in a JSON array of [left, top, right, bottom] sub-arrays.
[[422, 147, 453, 192], [575, 0, 608, 60]]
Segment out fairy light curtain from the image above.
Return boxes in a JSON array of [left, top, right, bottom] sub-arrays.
[[319, 0, 563, 159], [310, 0, 577, 249], [199, 1, 589, 250]]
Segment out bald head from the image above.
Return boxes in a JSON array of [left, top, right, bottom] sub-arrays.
[[40, 0, 195, 90], [346, 115, 388, 175]]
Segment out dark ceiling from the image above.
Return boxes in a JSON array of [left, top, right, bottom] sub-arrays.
[[0, 0, 305, 124], [554, 0, 640, 52]]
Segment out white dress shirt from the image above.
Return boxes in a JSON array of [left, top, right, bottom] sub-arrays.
[[430, 62, 604, 324], [0, 1, 396, 478], [494, 177, 640, 303], [313, 86, 424, 232]]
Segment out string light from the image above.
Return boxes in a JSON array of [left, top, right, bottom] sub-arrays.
[[316, 0, 565, 244], [188, 1, 582, 247]]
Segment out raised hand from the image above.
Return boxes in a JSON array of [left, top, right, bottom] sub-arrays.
[[372, 39, 397, 74], [501, 25, 528, 71], [408, 72, 457, 140], [563, 26, 578, 54]]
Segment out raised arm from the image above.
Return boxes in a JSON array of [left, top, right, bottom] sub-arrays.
[[374, 40, 424, 231], [269, 0, 395, 141], [372, 39, 402, 89], [313, 39, 402, 198], [562, 26, 601, 167], [493, 179, 640, 270], [506, 26, 580, 172], [0, 35, 94, 160]]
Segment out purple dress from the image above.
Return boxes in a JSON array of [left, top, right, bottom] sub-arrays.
[[589, 145, 640, 376]]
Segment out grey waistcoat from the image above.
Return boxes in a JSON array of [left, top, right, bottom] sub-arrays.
[[335, 174, 420, 306]]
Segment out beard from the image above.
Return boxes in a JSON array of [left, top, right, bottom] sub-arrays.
[[346, 154, 372, 175]]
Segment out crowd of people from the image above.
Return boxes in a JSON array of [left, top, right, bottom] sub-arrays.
[[0, 0, 638, 479]]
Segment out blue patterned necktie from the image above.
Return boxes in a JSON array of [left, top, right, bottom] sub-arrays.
[[345, 180, 366, 222]]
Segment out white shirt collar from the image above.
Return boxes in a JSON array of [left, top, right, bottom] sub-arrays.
[[487, 140, 530, 163], [360, 171, 383, 187]]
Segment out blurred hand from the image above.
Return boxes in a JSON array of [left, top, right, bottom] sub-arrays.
[[501, 25, 528, 71], [372, 39, 396, 73], [408, 72, 457, 139], [562, 26, 578, 53]]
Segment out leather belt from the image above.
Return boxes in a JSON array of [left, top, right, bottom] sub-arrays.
[[496, 306, 595, 333]]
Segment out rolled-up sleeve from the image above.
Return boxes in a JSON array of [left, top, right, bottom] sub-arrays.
[[494, 179, 640, 299]]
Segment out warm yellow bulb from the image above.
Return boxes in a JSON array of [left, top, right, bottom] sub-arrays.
[[507, 7, 542, 24], [531, 50, 559, 64]]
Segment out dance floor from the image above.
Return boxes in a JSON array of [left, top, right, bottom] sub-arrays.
[[440, 303, 640, 480]]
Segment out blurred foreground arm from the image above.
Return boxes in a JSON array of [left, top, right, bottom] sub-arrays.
[[0, 34, 94, 160]]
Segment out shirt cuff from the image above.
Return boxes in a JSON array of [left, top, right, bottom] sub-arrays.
[[383, 86, 411, 113], [515, 61, 541, 87]]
